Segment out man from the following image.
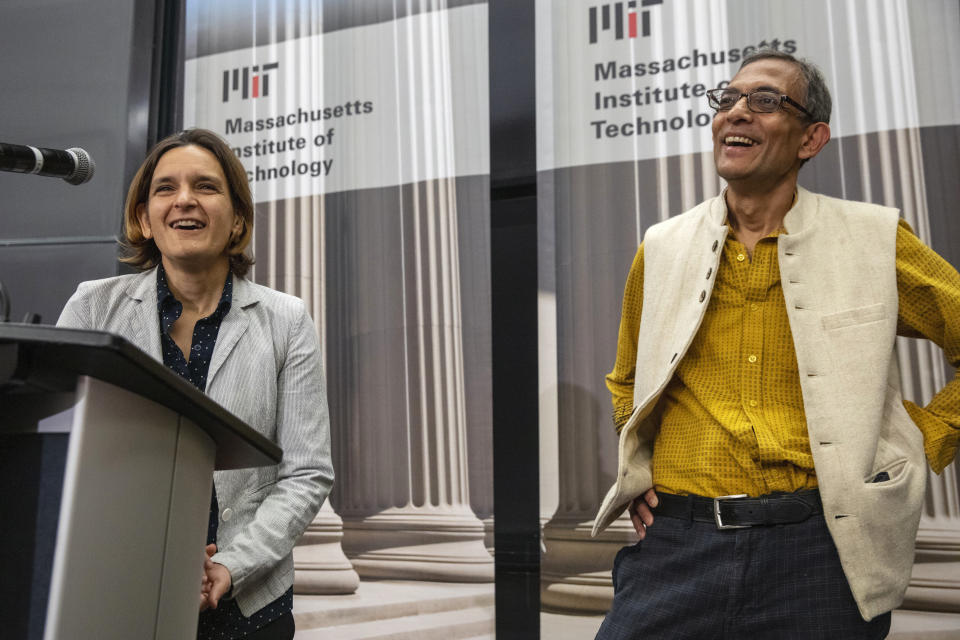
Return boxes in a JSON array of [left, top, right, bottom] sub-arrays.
[[593, 50, 959, 639]]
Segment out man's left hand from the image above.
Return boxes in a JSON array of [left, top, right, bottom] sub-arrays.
[[630, 488, 659, 539]]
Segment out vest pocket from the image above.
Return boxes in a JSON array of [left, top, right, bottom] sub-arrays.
[[863, 458, 907, 486], [820, 303, 885, 331]]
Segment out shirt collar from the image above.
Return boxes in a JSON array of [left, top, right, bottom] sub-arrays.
[[156, 264, 234, 321]]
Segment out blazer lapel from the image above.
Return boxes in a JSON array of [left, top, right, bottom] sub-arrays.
[[124, 268, 163, 361], [207, 276, 257, 386]]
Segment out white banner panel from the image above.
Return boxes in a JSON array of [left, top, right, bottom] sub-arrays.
[[536, 0, 960, 616], [184, 4, 489, 202], [537, 0, 960, 171]]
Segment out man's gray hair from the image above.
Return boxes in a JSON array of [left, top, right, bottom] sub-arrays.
[[740, 49, 832, 125]]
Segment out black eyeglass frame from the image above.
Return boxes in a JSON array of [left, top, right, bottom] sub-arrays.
[[706, 88, 816, 121]]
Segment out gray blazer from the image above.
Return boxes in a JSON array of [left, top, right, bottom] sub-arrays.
[[58, 267, 333, 616]]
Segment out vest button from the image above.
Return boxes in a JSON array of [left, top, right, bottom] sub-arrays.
[[712, 240, 719, 252], [699, 290, 706, 302], [221, 508, 233, 522], [706, 268, 713, 279]]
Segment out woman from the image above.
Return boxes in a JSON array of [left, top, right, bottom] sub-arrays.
[[58, 128, 333, 639]]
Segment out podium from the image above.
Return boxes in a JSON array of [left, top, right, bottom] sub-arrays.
[[0, 324, 282, 640]]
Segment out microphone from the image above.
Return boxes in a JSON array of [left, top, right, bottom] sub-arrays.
[[0, 142, 95, 185]]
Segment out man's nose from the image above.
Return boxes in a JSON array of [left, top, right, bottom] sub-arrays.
[[726, 94, 753, 120]]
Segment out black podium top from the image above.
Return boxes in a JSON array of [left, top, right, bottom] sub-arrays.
[[0, 323, 281, 469]]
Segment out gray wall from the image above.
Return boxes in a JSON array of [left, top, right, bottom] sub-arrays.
[[0, 0, 160, 324]]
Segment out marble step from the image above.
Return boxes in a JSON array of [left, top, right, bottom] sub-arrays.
[[293, 580, 494, 638], [889, 610, 960, 639], [294, 605, 494, 639]]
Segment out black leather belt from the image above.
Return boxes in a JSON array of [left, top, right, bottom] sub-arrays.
[[652, 490, 822, 529]]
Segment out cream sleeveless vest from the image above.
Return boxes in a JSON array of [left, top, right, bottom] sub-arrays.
[[592, 187, 926, 620]]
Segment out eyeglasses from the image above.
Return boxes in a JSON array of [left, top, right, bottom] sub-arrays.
[[706, 88, 815, 121]]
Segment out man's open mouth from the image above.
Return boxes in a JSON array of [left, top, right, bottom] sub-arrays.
[[724, 135, 758, 147]]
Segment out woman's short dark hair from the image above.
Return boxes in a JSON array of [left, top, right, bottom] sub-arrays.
[[120, 128, 254, 277]]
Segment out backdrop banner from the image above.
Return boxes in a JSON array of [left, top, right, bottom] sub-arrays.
[[536, 0, 960, 614], [539, 0, 960, 171], [183, 0, 496, 618], [185, 3, 488, 201]]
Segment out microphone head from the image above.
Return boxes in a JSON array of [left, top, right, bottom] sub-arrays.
[[65, 147, 95, 185]]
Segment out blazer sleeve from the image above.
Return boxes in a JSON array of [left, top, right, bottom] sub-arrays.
[[56, 283, 94, 329], [212, 299, 334, 595]]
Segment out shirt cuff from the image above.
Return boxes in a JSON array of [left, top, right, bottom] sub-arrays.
[[905, 400, 960, 474]]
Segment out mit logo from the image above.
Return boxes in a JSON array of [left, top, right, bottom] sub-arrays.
[[222, 62, 280, 102], [589, 0, 663, 43]]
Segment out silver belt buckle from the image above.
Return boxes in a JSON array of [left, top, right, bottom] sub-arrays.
[[713, 494, 750, 529]]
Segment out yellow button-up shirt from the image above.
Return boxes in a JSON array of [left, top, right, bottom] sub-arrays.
[[606, 220, 960, 497]]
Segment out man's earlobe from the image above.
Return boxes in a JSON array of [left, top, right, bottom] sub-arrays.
[[799, 122, 831, 161]]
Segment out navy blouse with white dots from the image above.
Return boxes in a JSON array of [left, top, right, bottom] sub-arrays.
[[155, 266, 292, 639]]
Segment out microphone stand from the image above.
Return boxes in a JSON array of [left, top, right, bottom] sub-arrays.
[[0, 279, 9, 322], [0, 279, 41, 323]]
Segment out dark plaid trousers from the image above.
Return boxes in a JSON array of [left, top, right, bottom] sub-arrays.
[[595, 511, 891, 639]]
